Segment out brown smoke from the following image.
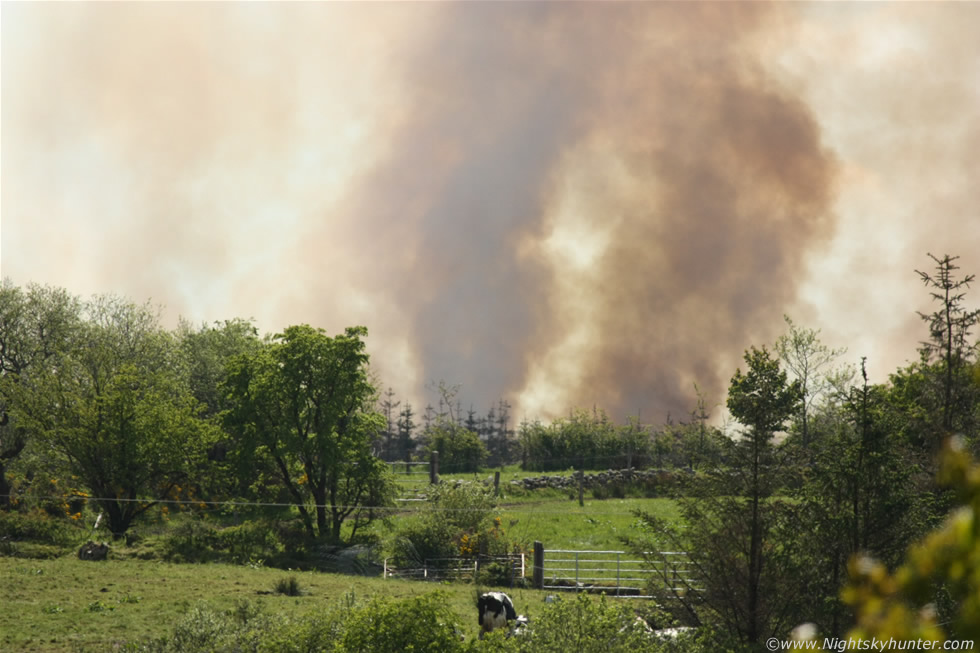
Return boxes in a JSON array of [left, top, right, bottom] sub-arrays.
[[320, 2, 838, 421], [3, 3, 978, 422]]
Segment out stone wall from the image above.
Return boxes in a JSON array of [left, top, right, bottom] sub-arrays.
[[509, 468, 684, 491]]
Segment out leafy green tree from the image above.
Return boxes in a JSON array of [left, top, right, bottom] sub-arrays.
[[177, 318, 264, 499], [671, 385, 725, 471], [423, 421, 487, 474], [223, 325, 395, 542], [0, 281, 82, 509], [518, 407, 640, 471], [177, 318, 262, 420], [11, 295, 214, 534], [775, 315, 848, 449]]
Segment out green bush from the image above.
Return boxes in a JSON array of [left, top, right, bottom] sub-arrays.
[[168, 603, 235, 651], [386, 483, 513, 569], [475, 560, 522, 588], [505, 594, 653, 652], [216, 520, 281, 564], [162, 519, 221, 563], [388, 517, 457, 568], [131, 590, 732, 653], [161, 518, 282, 565], [337, 592, 463, 652], [137, 600, 344, 653], [424, 423, 488, 474], [0, 508, 83, 547], [273, 576, 303, 596]]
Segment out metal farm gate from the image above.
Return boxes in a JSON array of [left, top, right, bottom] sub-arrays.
[[541, 549, 695, 598]]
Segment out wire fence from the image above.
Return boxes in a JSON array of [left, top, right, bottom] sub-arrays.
[[383, 553, 526, 586], [388, 461, 432, 502]]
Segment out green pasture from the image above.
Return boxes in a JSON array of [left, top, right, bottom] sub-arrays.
[[1, 469, 685, 651], [0, 556, 566, 652], [375, 496, 681, 552]]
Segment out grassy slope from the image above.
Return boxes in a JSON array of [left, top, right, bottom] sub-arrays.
[[0, 556, 563, 652]]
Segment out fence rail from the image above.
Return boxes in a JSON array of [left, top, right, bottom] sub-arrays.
[[541, 549, 694, 598], [383, 554, 525, 586], [383, 546, 694, 599]]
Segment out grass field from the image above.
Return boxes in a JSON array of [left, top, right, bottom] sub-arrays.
[[387, 465, 681, 551], [0, 556, 568, 652], [1, 474, 683, 652]]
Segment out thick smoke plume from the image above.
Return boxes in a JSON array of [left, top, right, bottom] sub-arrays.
[[330, 2, 838, 421], [3, 3, 978, 422]]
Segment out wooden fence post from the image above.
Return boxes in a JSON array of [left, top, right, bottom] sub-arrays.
[[494, 471, 500, 496], [533, 541, 544, 589], [576, 470, 584, 507], [430, 451, 439, 484]]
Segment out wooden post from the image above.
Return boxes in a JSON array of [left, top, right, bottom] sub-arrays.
[[430, 451, 439, 484], [576, 470, 584, 507], [494, 471, 500, 496], [533, 541, 544, 589]]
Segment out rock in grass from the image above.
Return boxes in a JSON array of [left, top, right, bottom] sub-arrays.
[[78, 541, 109, 561]]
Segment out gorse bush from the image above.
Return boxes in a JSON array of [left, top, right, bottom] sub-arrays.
[[386, 483, 525, 573], [0, 508, 84, 547]]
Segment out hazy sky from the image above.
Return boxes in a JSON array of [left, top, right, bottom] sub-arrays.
[[2, 2, 978, 423]]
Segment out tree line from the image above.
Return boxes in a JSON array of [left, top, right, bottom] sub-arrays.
[[626, 253, 980, 644]]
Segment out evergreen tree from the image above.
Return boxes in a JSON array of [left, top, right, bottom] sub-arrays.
[[379, 387, 400, 461], [795, 358, 918, 635], [396, 403, 417, 463], [915, 253, 979, 445]]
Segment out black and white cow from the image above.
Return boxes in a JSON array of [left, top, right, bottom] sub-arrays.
[[477, 592, 517, 638]]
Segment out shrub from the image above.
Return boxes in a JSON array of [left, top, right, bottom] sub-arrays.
[[388, 517, 457, 568], [336, 592, 464, 652], [477, 594, 654, 653], [475, 560, 522, 588], [160, 518, 283, 565], [161, 519, 221, 563], [137, 600, 343, 653], [388, 483, 497, 567], [216, 520, 281, 565], [274, 576, 303, 596], [168, 603, 234, 651], [423, 422, 488, 474], [0, 508, 83, 547]]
